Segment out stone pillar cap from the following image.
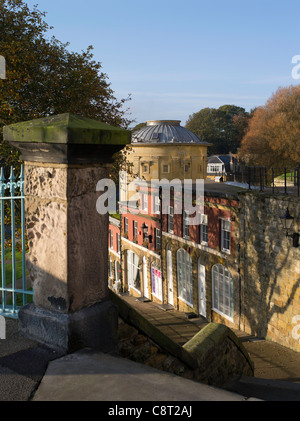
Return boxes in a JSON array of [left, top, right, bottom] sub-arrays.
[[3, 113, 131, 164], [3, 113, 131, 145]]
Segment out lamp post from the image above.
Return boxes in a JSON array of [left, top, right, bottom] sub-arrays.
[[280, 207, 299, 248]]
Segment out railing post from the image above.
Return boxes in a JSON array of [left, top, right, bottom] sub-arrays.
[[284, 168, 287, 194], [259, 167, 262, 191], [4, 113, 130, 353], [0, 168, 6, 312], [248, 166, 251, 190]]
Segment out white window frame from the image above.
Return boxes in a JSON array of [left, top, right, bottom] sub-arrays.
[[155, 228, 161, 251], [208, 164, 223, 173], [177, 248, 193, 307], [133, 220, 138, 239], [212, 264, 234, 321], [141, 193, 148, 211], [183, 210, 189, 239], [153, 195, 160, 214], [168, 206, 174, 233], [124, 217, 128, 234], [109, 258, 113, 279], [221, 218, 231, 253], [115, 260, 120, 282], [110, 230, 113, 249], [200, 214, 208, 245], [127, 250, 141, 293]]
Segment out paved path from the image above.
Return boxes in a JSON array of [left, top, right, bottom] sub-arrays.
[[32, 349, 251, 402], [119, 294, 300, 384], [233, 332, 300, 382], [119, 294, 208, 345], [1, 296, 300, 401]]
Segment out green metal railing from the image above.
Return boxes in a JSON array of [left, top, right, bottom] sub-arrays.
[[0, 165, 33, 318]]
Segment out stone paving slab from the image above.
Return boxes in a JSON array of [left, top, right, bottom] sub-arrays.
[[119, 294, 207, 345], [236, 338, 300, 382], [119, 294, 300, 384], [32, 349, 250, 402], [0, 318, 63, 401]]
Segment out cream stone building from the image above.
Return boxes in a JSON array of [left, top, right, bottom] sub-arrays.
[[129, 120, 210, 181]]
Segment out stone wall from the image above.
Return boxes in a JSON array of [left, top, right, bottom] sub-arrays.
[[238, 191, 300, 352], [183, 323, 253, 387], [111, 291, 253, 388], [117, 318, 195, 379]]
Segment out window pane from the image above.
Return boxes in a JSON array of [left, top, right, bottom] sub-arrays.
[[201, 223, 208, 244], [212, 264, 233, 318], [177, 249, 193, 304]]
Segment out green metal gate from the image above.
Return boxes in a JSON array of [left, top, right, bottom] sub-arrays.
[[0, 165, 33, 318]]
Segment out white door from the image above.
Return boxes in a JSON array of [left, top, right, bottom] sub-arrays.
[[143, 256, 149, 299], [198, 262, 206, 317], [127, 251, 141, 293], [167, 248, 174, 306]]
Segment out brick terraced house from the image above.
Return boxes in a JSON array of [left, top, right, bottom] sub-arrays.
[[108, 120, 300, 353]]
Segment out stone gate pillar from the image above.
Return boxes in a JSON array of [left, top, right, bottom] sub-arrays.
[[4, 113, 130, 352]]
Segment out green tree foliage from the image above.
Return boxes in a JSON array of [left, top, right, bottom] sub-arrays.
[[0, 0, 132, 171], [185, 105, 251, 155], [131, 122, 147, 132]]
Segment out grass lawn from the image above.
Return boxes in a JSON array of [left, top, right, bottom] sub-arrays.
[[1, 249, 25, 283], [0, 248, 32, 307], [276, 172, 294, 180]]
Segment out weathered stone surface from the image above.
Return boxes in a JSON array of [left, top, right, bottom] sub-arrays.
[[238, 192, 300, 352], [112, 291, 254, 388], [25, 199, 68, 311], [24, 163, 110, 313], [3, 113, 130, 145], [19, 301, 118, 353], [4, 113, 130, 353]]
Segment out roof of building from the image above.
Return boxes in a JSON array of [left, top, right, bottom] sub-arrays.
[[207, 155, 234, 164], [131, 120, 209, 144]]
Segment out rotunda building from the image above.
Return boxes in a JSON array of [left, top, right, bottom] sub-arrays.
[[129, 120, 210, 181]]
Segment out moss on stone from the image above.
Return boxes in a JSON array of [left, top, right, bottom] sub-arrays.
[[4, 113, 131, 145]]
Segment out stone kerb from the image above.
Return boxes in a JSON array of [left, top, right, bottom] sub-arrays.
[[183, 323, 254, 386], [110, 291, 254, 387], [3, 113, 131, 353]]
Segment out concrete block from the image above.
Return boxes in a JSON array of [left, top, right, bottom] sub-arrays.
[[19, 300, 118, 354]]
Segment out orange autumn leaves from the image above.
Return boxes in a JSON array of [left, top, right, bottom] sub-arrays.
[[239, 85, 300, 168]]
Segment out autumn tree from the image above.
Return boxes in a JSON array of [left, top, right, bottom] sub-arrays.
[[185, 105, 251, 155], [0, 0, 132, 171], [239, 85, 300, 168], [131, 122, 147, 131]]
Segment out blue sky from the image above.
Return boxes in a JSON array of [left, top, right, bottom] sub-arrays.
[[27, 0, 300, 127]]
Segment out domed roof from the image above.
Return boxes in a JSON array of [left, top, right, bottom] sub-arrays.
[[131, 120, 205, 144]]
